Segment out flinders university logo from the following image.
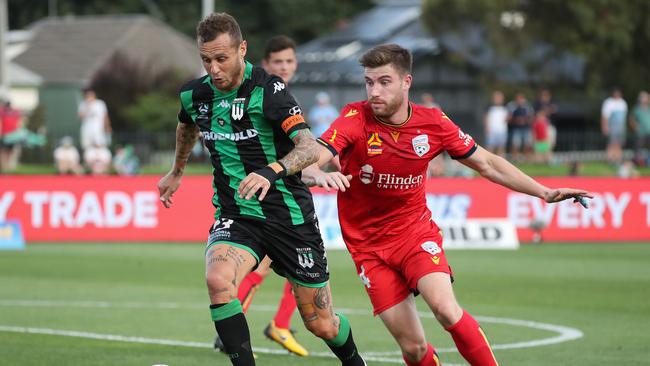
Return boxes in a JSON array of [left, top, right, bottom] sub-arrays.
[[231, 98, 246, 121], [297, 248, 314, 269]]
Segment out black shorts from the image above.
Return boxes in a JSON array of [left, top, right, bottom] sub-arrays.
[[206, 217, 329, 287]]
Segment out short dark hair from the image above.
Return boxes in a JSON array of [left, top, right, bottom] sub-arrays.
[[196, 12, 242, 45], [359, 44, 412, 75], [264, 35, 296, 60]]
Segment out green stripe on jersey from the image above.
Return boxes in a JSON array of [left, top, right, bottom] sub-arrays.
[[180, 90, 195, 121], [248, 87, 304, 225], [210, 92, 264, 219]]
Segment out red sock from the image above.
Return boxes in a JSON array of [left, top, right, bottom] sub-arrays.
[[237, 271, 264, 313], [272, 280, 296, 329], [445, 310, 498, 366], [403, 343, 441, 366]]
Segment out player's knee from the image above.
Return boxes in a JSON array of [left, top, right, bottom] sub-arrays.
[[400, 340, 428, 362], [304, 318, 338, 340], [205, 272, 235, 298], [432, 301, 462, 327]]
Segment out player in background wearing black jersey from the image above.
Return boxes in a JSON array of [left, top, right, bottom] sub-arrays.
[[158, 13, 362, 366]]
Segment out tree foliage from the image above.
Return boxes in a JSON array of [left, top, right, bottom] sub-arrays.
[[9, 0, 373, 62], [421, 0, 650, 98]]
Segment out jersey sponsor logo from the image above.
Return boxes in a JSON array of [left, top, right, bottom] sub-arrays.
[[359, 164, 375, 184], [231, 98, 246, 121], [459, 130, 474, 147], [412, 134, 430, 157], [390, 131, 400, 142], [273, 81, 285, 94], [281, 115, 306, 133], [359, 265, 371, 288], [431, 256, 441, 265], [345, 108, 359, 117], [421, 241, 442, 255], [217, 100, 230, 109], [359, 164, 424, 189], [201, 129, 259, 141], [367, 132, 383, 155], [289, 106, 302, 116], [297, 248, 314, 269]]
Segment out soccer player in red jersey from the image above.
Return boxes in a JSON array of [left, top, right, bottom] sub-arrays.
[[304, 44, 592, 366]]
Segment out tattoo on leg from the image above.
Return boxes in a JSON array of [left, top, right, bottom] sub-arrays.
[[299, 303, 318, 323], [314, 286, 331, 310]]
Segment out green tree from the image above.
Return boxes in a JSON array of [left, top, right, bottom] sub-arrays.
[[421, 0, 650, 98]]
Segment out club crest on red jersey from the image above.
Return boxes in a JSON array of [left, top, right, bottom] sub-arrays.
[[359, 164, 375, 184], [412, 134, 430, 157], [367, 132, 383, 155]]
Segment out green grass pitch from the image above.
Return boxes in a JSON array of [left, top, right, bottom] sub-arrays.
[[1, 243, 649, 365]]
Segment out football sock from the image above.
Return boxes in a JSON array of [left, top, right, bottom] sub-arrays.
[[238, 272, 264, 313], [325, 313, 365, 366], [273, 280, 296, 329], [445, 310, 498, 366], [211, 300, 255, 366], [403, 343, 440, 366]]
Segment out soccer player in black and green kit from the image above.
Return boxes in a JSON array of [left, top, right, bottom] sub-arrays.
[[157, 12, 364, 366]]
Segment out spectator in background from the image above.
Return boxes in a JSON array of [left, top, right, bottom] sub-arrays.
[[420, 92, 440, 108], [113, 145, 139, 176], [53, 136, 83, 175], [534, 89, 558, 151], [308, 91, 339, 138], [601, 88, 628, 164], [533, 109, 552, 163], [506, 92, 534, 161], [483, 90, 508, 156], [84, 142, 112, 175], [630, 91, 650, 166], [0, 100, 23, 173], [78, 88, 111, 152]]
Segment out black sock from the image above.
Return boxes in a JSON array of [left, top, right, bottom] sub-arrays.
[[325, 313, 365, 366], [210, 301, 255, 366]]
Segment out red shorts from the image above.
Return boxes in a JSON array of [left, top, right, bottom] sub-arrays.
[[349, 222, 452, 315]]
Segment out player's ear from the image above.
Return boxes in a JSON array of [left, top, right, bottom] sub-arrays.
[[403, 74, 413, 90], [239, 40, 247, 58]]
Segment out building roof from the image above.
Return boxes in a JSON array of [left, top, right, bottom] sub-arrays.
[[13, 15, 199, 85], [293, 0, 584, 86]]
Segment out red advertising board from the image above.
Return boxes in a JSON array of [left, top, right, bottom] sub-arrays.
[[1, 176, 649, 242]]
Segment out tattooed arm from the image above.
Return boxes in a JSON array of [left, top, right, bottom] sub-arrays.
[[279, 128, 320, 175], [157, 122, 200, 208], [238, 128, 321, 201]]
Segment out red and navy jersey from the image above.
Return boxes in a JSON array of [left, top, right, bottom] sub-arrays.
[[317, 101, 476, 252]]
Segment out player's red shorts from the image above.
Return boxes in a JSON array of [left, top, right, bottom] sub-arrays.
[[349, 221, 452, 315]]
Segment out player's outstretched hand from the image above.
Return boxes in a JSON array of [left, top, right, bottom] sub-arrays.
[[238, 172, 271, 201], [543, 188, 593, 208], [314, 171, 353, 192], [158, 172, 182, 208]]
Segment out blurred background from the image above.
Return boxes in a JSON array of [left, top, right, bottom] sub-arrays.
[[1, 0, 649, 175]]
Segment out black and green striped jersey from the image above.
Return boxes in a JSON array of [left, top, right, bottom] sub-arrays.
[[177, 61, 315, 225]]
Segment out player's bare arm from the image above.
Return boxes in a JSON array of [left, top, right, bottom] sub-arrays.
[[238, 129, 320, 201], [157, 122, 200, 208], [301, 145, 352, 191], [459, 145, 593, 204]]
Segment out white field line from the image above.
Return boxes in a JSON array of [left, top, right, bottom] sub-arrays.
[[0, 299, 583, 360], [0, 325, 462, 365]]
